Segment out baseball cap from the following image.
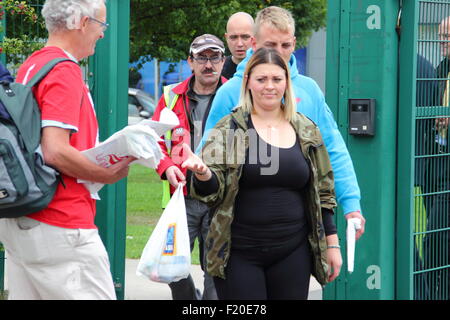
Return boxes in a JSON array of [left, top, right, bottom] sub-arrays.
[[190, 34, 225, 55]]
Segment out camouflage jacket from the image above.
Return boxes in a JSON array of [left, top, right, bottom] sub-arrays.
[[190, 106, 337, 285]]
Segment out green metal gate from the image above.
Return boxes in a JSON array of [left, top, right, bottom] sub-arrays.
[[398, 0, 450, 300], [324, 0, 399, 300], [326, 0, 449, 300], [0, 0, 130, 300]]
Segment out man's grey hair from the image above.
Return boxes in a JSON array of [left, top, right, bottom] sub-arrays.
[[42, 0, 106, 33]]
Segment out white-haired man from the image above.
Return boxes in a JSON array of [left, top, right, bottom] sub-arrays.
[[0, 0, 134, 300]]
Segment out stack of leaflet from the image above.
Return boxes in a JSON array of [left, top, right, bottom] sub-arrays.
[[80, 108, 179, 195]]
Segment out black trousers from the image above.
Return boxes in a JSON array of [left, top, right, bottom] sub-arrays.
[[214, 235, 312, 300]]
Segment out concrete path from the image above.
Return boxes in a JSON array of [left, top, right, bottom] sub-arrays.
[[125, 259, 323, 300], [2, 258, 323, 300]]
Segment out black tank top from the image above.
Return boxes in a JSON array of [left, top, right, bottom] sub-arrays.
[[231, 118, 311, 248]]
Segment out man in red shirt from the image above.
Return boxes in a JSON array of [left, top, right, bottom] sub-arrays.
[[0, 0, 133, 300]]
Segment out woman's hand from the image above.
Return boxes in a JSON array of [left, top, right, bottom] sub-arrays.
[[326, 248, 342, 282], [181, 144, 212, 181], [326, 234, 342, 283]]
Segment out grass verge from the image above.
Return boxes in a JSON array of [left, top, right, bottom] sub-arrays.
[[126, 165, 199, 264]]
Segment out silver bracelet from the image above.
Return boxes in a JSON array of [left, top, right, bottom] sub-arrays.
[[327, 245, 340, 249]]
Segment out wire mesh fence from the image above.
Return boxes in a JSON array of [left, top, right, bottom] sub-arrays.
[[0, 1, 93, 298], [414, 0, 450, 300]]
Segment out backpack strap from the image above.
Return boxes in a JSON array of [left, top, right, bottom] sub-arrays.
[[161, 82, 181, 209], [26, 58, 77, 88]]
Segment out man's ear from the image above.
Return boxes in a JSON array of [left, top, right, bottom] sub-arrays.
[[251, 36, 257, 50], [79, 15, 90, 32], [187, 56, 194, 71]]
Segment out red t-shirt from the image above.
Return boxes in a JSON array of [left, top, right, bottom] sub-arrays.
[[16, 46, 99, 229]]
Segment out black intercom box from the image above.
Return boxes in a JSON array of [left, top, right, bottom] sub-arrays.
[[348, 99, 376, 136]]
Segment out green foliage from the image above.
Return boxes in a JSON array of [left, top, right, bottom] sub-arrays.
[[0, 0, 46, 71], [1, 35, 44, 67], [0, 290, 8, 300], [130, 0, 327, 66]]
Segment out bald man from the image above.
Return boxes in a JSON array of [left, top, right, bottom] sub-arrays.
[[222, 12, 254, 79]]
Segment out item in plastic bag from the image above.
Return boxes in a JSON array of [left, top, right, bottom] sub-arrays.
[[136, 184, 191, 283]]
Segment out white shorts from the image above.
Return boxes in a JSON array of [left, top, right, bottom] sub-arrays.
[[0, 217, 116, 300]]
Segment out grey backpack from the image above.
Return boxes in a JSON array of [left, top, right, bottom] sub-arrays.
[[0, 58, 74, 218]]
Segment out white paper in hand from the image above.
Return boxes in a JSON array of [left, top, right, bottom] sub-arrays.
[[347, 218, 361, 273], [79, 108, 179, 194]]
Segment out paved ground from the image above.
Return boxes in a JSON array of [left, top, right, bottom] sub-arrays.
[[2, 258, 322, 300], [125, 259, 323, 300]]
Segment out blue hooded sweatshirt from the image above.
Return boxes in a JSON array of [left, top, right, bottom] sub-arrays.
[[198, 48, 361, 215]]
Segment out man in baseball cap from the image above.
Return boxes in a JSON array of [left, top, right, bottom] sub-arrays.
[[190, 34, 225, 55], [151, 34, 226, 300]]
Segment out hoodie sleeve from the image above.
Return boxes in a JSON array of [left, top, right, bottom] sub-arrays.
[[195, 77, 240, 154], [310, 81, 362, 215]]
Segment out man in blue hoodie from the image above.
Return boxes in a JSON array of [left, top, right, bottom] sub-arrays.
[[199, 6, 366, 238]]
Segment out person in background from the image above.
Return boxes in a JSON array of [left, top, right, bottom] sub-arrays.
[[420, 16, 450, 299], [151, 34, 227, 300], [0, 0, 134, 300], [183, 48, 341, 299], [221, 12, 254, 79], [200, 6, 366, 239], [0, 61, 14, 119]]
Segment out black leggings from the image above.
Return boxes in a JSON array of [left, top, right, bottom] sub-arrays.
[[213, 236, 312, 300]]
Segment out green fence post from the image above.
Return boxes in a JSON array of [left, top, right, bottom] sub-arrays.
[[396, 0, 418, 300], [0, 6, 5, 295], [90, 0, 130, 300], [324, 0, 399, 299], [322, 0, 343, 299], [0, 244, 4, 294]]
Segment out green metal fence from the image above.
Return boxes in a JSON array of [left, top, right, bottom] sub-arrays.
[[324, 0, 399, 300], [325, 0, 449, 300], [397, 0, 450, 300], [411, 0, 449, 300]]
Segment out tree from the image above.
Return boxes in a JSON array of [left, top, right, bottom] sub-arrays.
[[130, 0, 326, 66], [0, 0, 46, 70]]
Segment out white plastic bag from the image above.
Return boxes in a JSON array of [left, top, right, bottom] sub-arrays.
[[136, 184, 191, 283]]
